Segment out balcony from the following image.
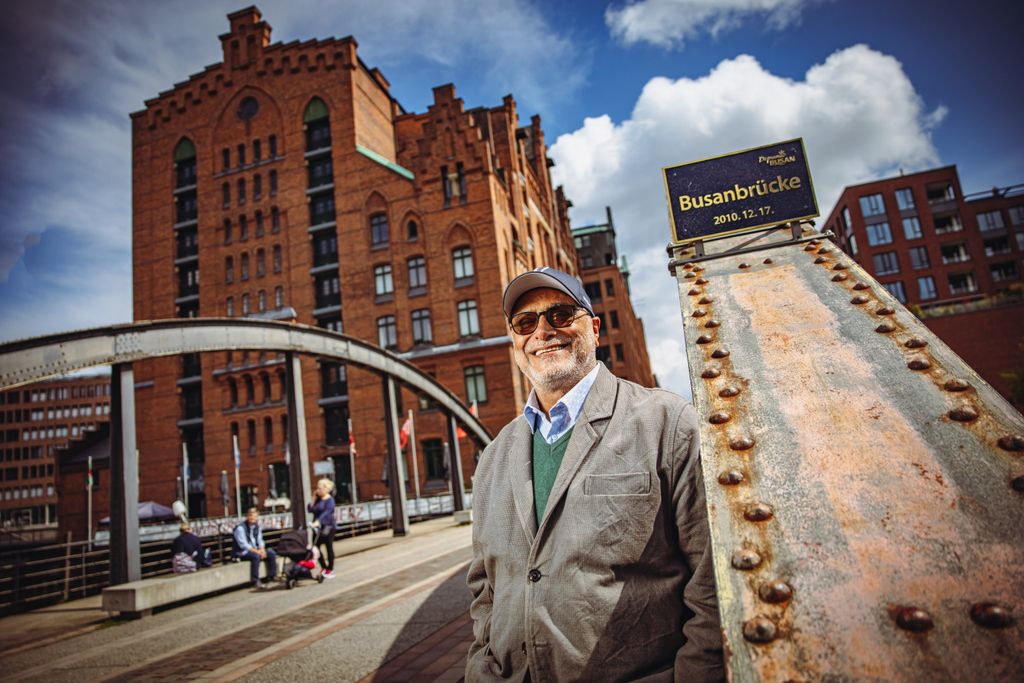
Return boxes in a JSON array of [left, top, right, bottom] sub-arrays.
[[933, 215, 963, 235]]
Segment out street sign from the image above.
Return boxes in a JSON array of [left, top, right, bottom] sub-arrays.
[[663, 138, 819, 244]]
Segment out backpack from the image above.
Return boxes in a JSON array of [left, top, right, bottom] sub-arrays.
[[172, 552, 198, 573]]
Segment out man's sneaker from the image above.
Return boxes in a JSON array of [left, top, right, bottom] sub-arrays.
[[322, 570, 335, 579]]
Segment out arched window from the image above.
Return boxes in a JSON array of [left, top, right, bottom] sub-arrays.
[[263, 417, 273, 452], [261, 373, 272, 403], [258, 289, 267, 312], [274, 286, 284, 308], [453, 246, 475, 280], [225, 256, 234, 284], [244, 375, 255, 404], [228, 378, 238, 407], [247, 419, 257, 456], [407, 220, 419, 241], [272, 245, 282, 273], [173, 139, 196, 188], [277, 371, 287, 402], [370, 213, 389, 246], [241, 253, 250, 280], [304, 98, 331, 151]]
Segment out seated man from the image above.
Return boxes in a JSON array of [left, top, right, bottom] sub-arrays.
[[170, 522, 207, 573], [232, 507, 277, 588]]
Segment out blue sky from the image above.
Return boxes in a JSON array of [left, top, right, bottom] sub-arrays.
[[1, 0, 1021, 397]]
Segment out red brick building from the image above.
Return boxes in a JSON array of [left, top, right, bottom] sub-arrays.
[[0, 374, 110, 538], [573, 208, 657, 387], [822, 166, 1024, 404], [127, 7, 609, 517]]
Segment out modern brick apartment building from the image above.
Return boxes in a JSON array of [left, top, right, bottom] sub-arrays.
[[0, 374, 111, 538], [127, 7, 634, 517], [822, 166, 1024, 404], [573, 209, 656, 387]]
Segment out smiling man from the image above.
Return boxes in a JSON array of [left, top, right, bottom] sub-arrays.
[[466, 267, 723, 682]]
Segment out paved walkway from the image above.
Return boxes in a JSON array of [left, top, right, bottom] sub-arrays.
[[0, 517, 475, 682]]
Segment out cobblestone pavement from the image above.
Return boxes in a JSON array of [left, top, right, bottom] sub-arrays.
[[3, 518, 475, 683]]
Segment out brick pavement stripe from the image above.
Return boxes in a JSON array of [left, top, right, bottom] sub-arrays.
[[98, 546, 470, 683]]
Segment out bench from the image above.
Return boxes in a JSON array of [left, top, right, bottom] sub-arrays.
[[102, 561, 262, 618]]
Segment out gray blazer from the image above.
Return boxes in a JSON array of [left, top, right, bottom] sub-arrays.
[[467, 365, 723, 682]]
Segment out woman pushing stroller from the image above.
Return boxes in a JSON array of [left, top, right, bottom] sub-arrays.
[[308, 478, 337, 579]]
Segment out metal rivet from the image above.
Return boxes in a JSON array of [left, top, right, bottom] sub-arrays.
[[693, 266, 704, 272], [943, 379, 970, 392], [696, 334, 714, 345], [718, 469, 745, 485], [875, 323, 895, 333], [905, 338, 928, 349], [739, 263, 750, 269], [701, 368, 721, 379], [804, 244, 817, 252], [692, 309, 707, 318], [705, 319, 720, 328], [1011, 475, 1024, 492], [948, 406, 979, 422], [851, 296, 869, 305], [818, 247, 832, 254], [709, 412, 731, 424], [695, 277, 709, 285], [698, 296, 713, 305], [832, 273, 848, 282], [895, 607, 933, 632], [814, 257, 827, 264], [683, 263, 694, 271], [876, 307, 895, 316], [744, 502, 774, 522], [997, 435, 1024, 451], [970, 603, 1014, 629], [759, 580, 793, 604], [688, 288, 701, 296], [832, 263, 847, 271], [742, 617, 778, 644], [809, 240, 820, 246], [908, 357, 931, 371], [719, 386, 741, 398], [729, 436, 755, 450], [731, 548, 762, 570], [763, 258, 773, 264], [685, 272, 697, 279], [852, 282, 870, 291], [711, 349, 730, 359]]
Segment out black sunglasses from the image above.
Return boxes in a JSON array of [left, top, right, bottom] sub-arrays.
[[509, 303, 587, 335]]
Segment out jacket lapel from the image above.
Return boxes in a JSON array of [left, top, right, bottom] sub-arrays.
[[507, 417, 538, 541], [537, 365, 617, 534]]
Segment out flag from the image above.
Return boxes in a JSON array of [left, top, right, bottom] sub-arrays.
[[232, 435, 241, 469], [349, 429, 357, 457], [86, 456, 93, 489], [399, 416, 412, 450], [457, 401, 478, 439]]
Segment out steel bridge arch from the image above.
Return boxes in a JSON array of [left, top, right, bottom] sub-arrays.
[[0, 317, 492, 445]]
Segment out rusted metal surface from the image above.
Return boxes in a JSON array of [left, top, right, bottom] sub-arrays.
[[672, 228, 1024, 681]]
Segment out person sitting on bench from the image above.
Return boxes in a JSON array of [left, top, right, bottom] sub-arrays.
[[232, 507, 277, 588]]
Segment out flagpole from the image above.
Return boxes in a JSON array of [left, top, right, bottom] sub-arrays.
[[347, 418, 358, 505], [232, 435, 242, 517], [181, 442, 190, 517], [408, 409, 421, 504], [86, 455, 93, 548]]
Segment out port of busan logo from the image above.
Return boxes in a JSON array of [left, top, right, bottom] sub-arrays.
[[758, 149, 797, 167]]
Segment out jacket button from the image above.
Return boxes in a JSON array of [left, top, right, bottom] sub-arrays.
[[528, 569, 542, 582]]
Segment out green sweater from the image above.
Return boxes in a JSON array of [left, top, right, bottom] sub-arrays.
[[532, 427, 574, 524]]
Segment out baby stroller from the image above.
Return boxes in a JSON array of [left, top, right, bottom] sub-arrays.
[[276, 527, 325, 589]]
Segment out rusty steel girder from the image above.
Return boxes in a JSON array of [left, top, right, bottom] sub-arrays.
[[671, 228, 1024, 682]]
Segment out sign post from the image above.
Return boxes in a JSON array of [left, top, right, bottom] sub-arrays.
[[663, 138, 818, 249]]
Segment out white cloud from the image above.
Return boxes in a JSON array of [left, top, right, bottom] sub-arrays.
[[606, 0, 816, 49], [550, 45, 945, 396]]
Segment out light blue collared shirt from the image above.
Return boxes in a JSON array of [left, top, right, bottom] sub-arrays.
[[522, 364, 601, 444]]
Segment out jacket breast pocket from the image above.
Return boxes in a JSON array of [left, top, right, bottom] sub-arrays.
[[583, 472, 651, 496]]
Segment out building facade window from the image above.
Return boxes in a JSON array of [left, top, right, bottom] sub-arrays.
[[917, 276, 938, 300], [237, 178, 246, 204], [866, 222, 893, 246], [457, 300, 480, 336], [1008, 206, 1024, 226], [423, 439, 445, 480], [273, 245, 282, 273], [991, 261, 1018, 282], [407, 256, 427, 290], [948, 272, 978, 295], [859, 193, 885, 217], [894, 188, 916, 211], [222, 182, 230, 208], [269, 170, 278, 195], [222, 148, 231, 171], [407, 220, 419, 241], [584, 281, 603, 303], [464, 365, 487, 404], [909, 246, 930, 270], [223, 219, 232, 245], [239, 215, 249, 241], [241, 293, 250, 315], [902, 217, 923, 240], [411, 309, 433, 344], [934, 214, 963, 234], [274, 286, 284, 308], [977, 210, 1005, 232], [377, 315, 397, 349], [452, 246, 474, 280], [256, 248, 265, 277], [255, 211, 264, 237], [872, 251, 900, 275], [605, 279, 615, 298], [240, 253, 250, 280], [258, 289, 267, 312], [370, 213, 389, 246], [374, 264, 394, 296], [940, 242, 970, 264], [610, 310, 620, 329], [882, 281, 906, 304], [226, 297, 234, 317], [253, 139, 262, 162], [225, 256, 234, 283], [271, 206, 281, 232], [268, 135, 277, 157], [253, 174, 262, 200], [237, 143, 246, 166]]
